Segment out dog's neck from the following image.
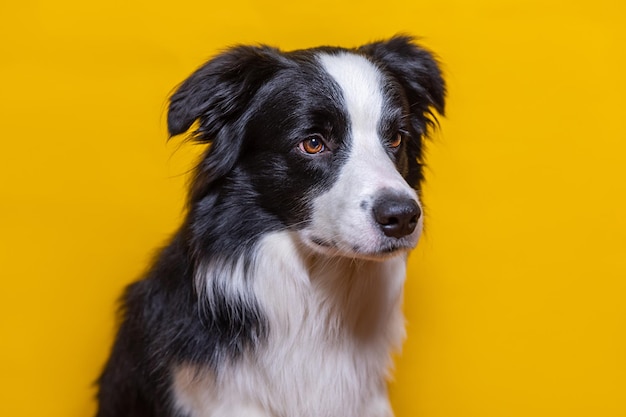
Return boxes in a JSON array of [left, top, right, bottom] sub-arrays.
[[193, 230, 408, 344], [252, 231, 408, 346]]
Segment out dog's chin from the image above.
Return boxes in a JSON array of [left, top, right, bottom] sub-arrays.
[[303, 235, 414, 262]]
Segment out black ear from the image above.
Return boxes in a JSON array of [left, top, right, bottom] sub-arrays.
[[359, 35, 446, 125], [167, 45, 286, 201], [168, 45, 287, 139]]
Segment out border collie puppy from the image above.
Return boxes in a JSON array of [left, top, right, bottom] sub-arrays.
[[96, 36, 445, 417]]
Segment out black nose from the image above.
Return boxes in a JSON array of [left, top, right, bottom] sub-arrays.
[[372, 194, 421, 239]]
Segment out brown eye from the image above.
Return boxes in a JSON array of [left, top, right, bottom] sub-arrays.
[[389, 132, 403, 149], [298, 136, 325, 154]]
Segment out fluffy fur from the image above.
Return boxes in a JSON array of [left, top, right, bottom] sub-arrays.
[[96, 36, 445, 417]]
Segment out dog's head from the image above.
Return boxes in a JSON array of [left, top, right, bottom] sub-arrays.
[[168, 36, 445, 261]]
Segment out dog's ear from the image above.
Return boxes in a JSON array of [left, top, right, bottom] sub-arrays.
[[360, 36, 446, 187], [359, 36, 445, 122], [168, 46, 286, 202], [168, 45, 285, 139]]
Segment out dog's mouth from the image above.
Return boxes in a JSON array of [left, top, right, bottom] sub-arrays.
[[355, 242, 413, 261], [307, 235, 412, 261]]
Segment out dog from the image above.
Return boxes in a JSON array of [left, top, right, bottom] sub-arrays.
[[96, 36, 445, 417]]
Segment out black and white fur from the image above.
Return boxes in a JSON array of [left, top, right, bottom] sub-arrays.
[[96, 36, 445, 417]]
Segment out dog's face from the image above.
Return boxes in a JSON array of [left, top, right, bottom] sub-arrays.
[[168, 37, 445, 261]]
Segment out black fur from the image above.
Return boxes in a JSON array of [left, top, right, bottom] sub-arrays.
[[96, 36, 445, 417]]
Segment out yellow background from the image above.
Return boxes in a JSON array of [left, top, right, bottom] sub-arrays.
[[1, 1, 625, 416]]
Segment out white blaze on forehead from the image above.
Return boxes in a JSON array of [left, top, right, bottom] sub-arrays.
[[318, 52, 384, 136], [317, 51, 408, 191]]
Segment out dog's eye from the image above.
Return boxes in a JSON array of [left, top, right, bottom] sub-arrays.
[[298, 136, 326, 154], [389, 133, 403, 149]]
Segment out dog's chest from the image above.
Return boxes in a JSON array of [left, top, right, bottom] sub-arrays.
[[173, 340, 392, 417], [172, 233, 407, 417]]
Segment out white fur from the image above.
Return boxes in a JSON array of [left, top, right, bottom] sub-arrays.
[[172, 52, 421, 417], [173, 232, 406, 417]]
